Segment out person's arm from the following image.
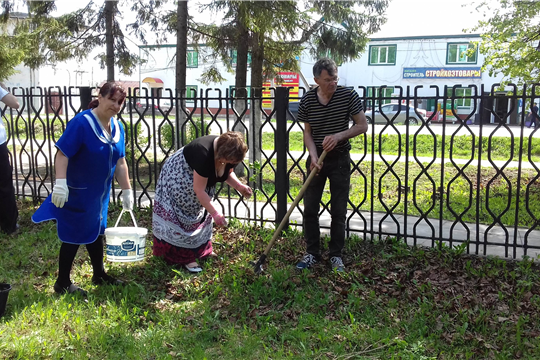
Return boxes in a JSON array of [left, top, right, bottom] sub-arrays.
[[55, 151, 69, 179], [225, 171, 252, 198], [115, 157, 133, 210], [0, 92, 20, 109], [193, 171, 227, 226], [303, 123, 321, 172], [51, 150, 69, 208], [114, 157, 131, 190], [321, 111, 368, 152], [193, 171, 219, 214]]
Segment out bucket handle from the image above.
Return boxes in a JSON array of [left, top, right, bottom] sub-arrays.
[[114, 209, 138, 228]]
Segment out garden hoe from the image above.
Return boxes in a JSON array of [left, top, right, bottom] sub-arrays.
[[252, 150, 328, 274]]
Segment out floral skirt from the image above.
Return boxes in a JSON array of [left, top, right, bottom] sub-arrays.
[[152, 236, 214, 265], [152, 147, 214, 249]]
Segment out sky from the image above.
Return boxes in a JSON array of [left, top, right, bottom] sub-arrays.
[[374, 0, 487, 38], [22, 0, 493, 87]]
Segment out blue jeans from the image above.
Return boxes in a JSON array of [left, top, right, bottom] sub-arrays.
[[303, 149, 351, 258]]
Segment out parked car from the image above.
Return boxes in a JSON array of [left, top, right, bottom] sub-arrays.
[[134, 98, 173, 114], [287, 101, 300, 120], [364, 104, 428, 125]]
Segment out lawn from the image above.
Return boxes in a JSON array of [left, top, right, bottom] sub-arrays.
[[1, 201, 540, 359]]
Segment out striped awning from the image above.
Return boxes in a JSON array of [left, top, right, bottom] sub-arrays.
[[142, 77, 164, 87]]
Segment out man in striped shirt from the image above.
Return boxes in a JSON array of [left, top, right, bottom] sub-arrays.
[[296, 58, 368, 272]]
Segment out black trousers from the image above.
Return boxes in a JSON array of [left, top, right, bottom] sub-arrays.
[[303, 149, 351, 258], [0, 142, 18, 233]]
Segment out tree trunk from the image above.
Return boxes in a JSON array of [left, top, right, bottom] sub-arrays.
[[250, 31, 264, 167], [104, 0, 115, 82], [233, 20, 249, 177], [175, 0, 188, 149]]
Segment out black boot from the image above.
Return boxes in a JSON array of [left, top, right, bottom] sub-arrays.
[[55, 243, 86, 296], [91, 273, 124, 285], [87, 236, 124, 286], [54, 281, 87, 296]]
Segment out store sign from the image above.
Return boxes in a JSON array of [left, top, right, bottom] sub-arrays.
[[262, 72, 300, 109], [403, 67, 481, 79]]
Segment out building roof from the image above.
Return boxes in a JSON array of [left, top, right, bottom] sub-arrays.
[[370, 34, 481, 42]]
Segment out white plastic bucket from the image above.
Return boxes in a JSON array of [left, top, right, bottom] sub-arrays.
[[105, 210, 148, 262]]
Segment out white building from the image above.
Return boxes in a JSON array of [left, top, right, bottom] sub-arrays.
[[138, 33, 515, 121], [301, 34, 509, 122]]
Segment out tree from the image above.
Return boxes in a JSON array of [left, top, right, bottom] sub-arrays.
[[195, 0, 389, 85], [192, 0, 389, 168], [1, 0, 140, 82], [0, 35, 24, 82], [472, 0, 540, 86]]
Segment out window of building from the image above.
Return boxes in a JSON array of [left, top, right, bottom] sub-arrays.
[[446, 43, 477, 64], [447, 87, 473, 107], [230, 50, 252, 68], [187, 50, 198, 68], [186, 85, 198, 103], [228, 86, 251, 106], [368, 45, 397, 65], [366, 86, 394, 108]]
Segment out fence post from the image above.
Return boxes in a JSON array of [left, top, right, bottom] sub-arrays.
[[79, 87, 92, 110], [275, 87, 289, 225]]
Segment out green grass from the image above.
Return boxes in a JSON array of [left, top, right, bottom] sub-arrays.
[[263, 132, 540, 162], [21, 157, 540, 229], [249, 160, 540, 228], [1, 201, 540, 359]]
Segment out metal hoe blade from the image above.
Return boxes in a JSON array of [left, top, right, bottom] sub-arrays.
[[251, 254, 267, 274]]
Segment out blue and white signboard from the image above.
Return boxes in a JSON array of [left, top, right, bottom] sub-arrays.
[[403, 67, 482, 79]]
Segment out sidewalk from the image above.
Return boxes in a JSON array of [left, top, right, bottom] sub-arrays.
[[227, 199, 540, 261]]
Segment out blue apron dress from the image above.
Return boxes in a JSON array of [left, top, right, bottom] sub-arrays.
[[32, 109, 126, 245]]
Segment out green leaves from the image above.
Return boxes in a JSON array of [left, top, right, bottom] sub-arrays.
[[0, 34, 24, 82], [473, 0, 540, 85], [2, 1, 142, 80]]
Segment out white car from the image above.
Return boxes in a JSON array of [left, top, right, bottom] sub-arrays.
[[364, 104, 428, 125], [135, 98, 173, 114]]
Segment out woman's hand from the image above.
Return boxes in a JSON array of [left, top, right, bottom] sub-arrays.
[[210, 210, 228, 227], [238, 184, 253, 199], [121, 189, 133, 211], [51, 179, 69, 208]]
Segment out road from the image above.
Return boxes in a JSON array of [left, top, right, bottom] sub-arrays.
[[202, 118, 540, 138]]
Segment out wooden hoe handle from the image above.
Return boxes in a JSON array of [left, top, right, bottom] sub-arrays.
[[262, 150, 328, 256]]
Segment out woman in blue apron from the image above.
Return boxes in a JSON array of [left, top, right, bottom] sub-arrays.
[[33, 82, 133, 296]]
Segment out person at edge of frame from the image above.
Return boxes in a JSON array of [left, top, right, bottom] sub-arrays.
[[295, 58, 368, 272], [527, 101, 538, 128], [0, 83, 20, 235], [32, 82, 133, 296]]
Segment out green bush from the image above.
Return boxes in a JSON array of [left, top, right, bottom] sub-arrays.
[[124, 121, 148, 160], [159, 118, 209, 150]]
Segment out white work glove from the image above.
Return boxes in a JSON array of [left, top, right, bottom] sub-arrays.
[[121, 189, 134, 211], [51, 179, 69, 208]]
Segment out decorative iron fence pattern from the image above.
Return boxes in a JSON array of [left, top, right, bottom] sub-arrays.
[[3, 84, 540, 260]]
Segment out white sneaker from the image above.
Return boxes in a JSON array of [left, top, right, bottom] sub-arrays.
[[296, 253, 317, 270], [330, 256, 345, 272]]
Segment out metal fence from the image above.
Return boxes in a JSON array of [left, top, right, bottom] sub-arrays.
[[3, 84, 540, 260]]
